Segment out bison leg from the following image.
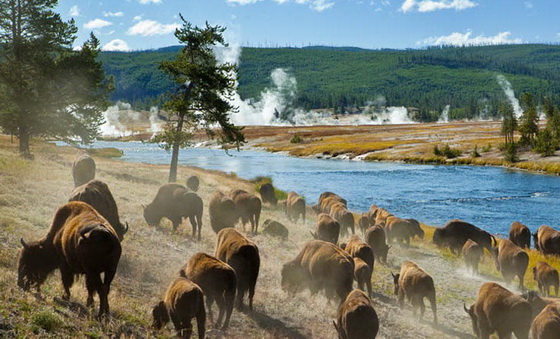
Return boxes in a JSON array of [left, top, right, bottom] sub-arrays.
[[86, 272, 109, 317], [235, 283, 245, 311], [59, 263, 74, 301], [188, 215, 197, 239], [428, 292, 438, 325], [196, 214, 202, 241], [496, 330, 513, 339], [366, 278, 372, 298], [205, 296, 214, 325], [196, 304, 206, 339], [220, 291, 235, 330]]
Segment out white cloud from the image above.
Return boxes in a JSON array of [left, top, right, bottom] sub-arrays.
[[139, 0, 162, 3], [524, 1, 533, 8], [272, 0, 335, 11], [227, 0, 262, 4], [401, 0, 477, 13], [133, 15, 143, 21], [104, 11, 124, 17], [127, 20, 179, 36], [84, 19, 112, 30], [102, 39, 131, 51], [419, 30, 523, 46], [69, 5, 80, 16]]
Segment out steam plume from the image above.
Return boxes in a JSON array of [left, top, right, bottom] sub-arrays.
[[496, 75, 522, 118]]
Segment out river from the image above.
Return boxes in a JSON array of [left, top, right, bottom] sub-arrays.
[[85, 141, 560, 236]]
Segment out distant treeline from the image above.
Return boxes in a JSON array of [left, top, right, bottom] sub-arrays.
[[99, 44, 560, 122]]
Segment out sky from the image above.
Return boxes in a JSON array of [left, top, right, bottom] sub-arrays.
[[56, 0, 560, 52]]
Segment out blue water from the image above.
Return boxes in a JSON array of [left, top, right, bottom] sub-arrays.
[[78, 141, 560, 236]]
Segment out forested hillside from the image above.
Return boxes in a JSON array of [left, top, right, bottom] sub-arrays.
[[100, 44, 560, 121]]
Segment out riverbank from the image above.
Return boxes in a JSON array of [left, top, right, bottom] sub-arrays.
[[1, 135, 559, 338]]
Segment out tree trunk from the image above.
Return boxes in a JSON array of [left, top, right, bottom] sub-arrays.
[[18, 127, 31, 159], [168, 113, 186, 183]]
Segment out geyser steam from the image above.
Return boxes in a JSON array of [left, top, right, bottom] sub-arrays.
[[496, 75, 522, 118]]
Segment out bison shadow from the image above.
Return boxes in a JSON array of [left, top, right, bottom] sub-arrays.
[[247, 308, 308, 339]]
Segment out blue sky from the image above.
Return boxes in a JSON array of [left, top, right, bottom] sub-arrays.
[[56, 0, 560, 52]]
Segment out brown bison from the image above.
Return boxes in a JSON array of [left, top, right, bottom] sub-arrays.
[[144, 184, 203, 239], [352, 257, 372, 297], [318, 192, 347, 207], [365, 225, 390, 264], [462, 239, 483, 275], [261, 219, 289, 239], [358, 213, 371, 236], [281, 240, 354, 303], [229, 189, 262, 234], [214, 228, 260, 311], [343, 235, 374, 271], [18, 201, 121, 317], [366, 205, 378, 225], [464, 282, 531, 339], [534, 225, 560, 255], [385, 216, 424, 246], [285, 192, 306, 223], [333, 289, 379, 339], [209, 191, 238, 234], [392, 261, 437, 324], [432, 219, 496, 255], [72, 150, 96, 187], [186, 175, 200, 192], [330, 204, 355, 236], [311, 213, 341, 244], [531, 303, 560, 339], [258, 183, 277, 206], [315, 196, 343, 214], [152, 277, 206, 339], [69, 180, 128, 241], [533, 262, 559, 297], [509, 221, 531, 249], [494, 239, 529, 289], [374, 208, 393, 226], [523, 291, 560, 318], [179, 253, 236, 329]]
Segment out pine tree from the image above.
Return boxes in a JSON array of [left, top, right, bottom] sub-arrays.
[[518, 92, 539, 147]]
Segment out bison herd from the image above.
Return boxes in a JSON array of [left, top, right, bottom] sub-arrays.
[[14, 151, 560, 338]]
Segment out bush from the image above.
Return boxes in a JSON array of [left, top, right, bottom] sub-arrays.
[[434, 144, 462, 158], [534, 129, 557, 157], [290, 133, 303, 143], [470, 145, 481, 158], [482, 143, 492, 152], [503, 142, 519, 162], [31, 311, 62, 333], [433, 145, 442, 156]]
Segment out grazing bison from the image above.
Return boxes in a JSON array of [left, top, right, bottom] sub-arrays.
[[69, 180, 128, 241], [261, 219, 289, 239], [72, 151, 96, 187], [311, 213, 341, 245], [258, 183, 277, 206], [509, 221, 531, 249], [358, 213, 371, 236], [285, 192, 306, 223], [531, 303, 560, 339], [352, 257, 372, 297], [214, 228, 260, 311], [385, 216, 424, 246], [282, 240, 354, 303], [179, 253, 236, 329], [186, 175, 200, 192], [330, 204, 355, 236], [462, 239, 483, 275], [343, 235, 374, 271], [494, 239, 529, 289], [464, 282, 531, 339], [144, 184, 203, 239], [333, 289, 379, 339], [18, 201, 121, 317], [392, 261, 437, 324], [534, 225, 560, 255], [365, 225, 390, 264], [152, 277, 206, 339], [533, 262, 559, 297], [432, 219, 496, 255], [209, 191, 238, 234], [229, 189, 262, 234]]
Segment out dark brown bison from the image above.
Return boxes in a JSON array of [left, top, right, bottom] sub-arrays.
[[330, 204, 355, 236], [310, 213, 341, 244], [186, 175, 200, 192], [533, 262, 559, 297], [462, 239, 483, 275], [385, 216, 424, 246], [285, 192, 306, 223], [258, 183, 277, 206], [179, 253, 236, 329], [209, 191, 238, 234], [531, 303, 560, 339], [152, 277, 206, 339], [432, 219, 496, 255], [509, 221, 531, 249], [534, 225, 560, 255], [229, 189, 262, 234], [358, 213, 370, 236], [494, 239, 529, 289], [365, 225, 390, 264], [214, 228, 260, 311], [281, 240, 354, 303], [69, 179, 128, 241], [144, 184, 203, 239], [262, 219, 289, 239], [72, 150, 96, 187], [18, 201, 121, 317], [333, 289, 379, 339], [343, 235, 374, 271], [464, 282, 531, 339], [352, 257, 372, 297], [392, 261, 437, 324]]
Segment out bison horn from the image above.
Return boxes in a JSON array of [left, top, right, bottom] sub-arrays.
[[141, 204, 146, 210], [20, 238, 29, 249], [391, 272, 396, 279], [463, 303, 469, 314], [123, 222, 129, 234]]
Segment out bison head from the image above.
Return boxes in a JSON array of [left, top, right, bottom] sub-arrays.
[[143, 203, 160, 226], [379, 244, 390, 264], [432, 228, 444, 246], [463, 303, 479, 337], [391, 272, 400, 295], [151, 301, 169, 330], [17, 238, 58, 291], [281, 262, 305, 294]]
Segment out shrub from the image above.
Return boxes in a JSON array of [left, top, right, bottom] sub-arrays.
[[534, 129, 557, 157], [290, 133, 303, 144], [433, 145, 442, 156], [434, 144, 461, 158], [470, 145, 481, 158], [503, 142, 519, 162], [31, 311, 62, 333], [482, 143, 492, 152]]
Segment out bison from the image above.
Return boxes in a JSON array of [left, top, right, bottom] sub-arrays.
[[392, 261, 437, 324], [374, 208, 393, 226], [209, 191, 238, 234], [358, 213, 370, 236], [152, 277, 206, 339], [531, 303, 560, 339], [310, 213, 341, 245], [464, 282, 531, 339], [494, 239, 529, 289], [534, 225, 560, 255], [523, 290, 560, 318], [179, 253, 236, 329], [333, 289, 379, 339], [285, 192, 306, 223], [352, 257, 372, 297], [214, 228, 260, 311], [258, 183, 277, 206], [144, 184, 203, 239], [533, 262, 559, 297], [365, 225, 390, 264], [261, 219, 289, 239], [432, 219, 496, 255], [385, 216, 424, 246], [343, 235, 374, 271], [462, 239, 483, 275], [330, 204, 355, 236], [318, 192, 347, 207], [69, 179, 128, 241], [72, 150, 96, 187], [229, 189, 262, 234], [186, 175, 200, 192], [509, 221, 531, 249], [18, 201, 121, 317], [281, 240, 354, 303]]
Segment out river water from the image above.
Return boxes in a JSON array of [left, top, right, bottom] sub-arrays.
[[86, 141, 560, 235]]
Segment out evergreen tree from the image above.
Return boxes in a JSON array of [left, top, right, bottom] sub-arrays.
[[518, 92, 539, 147], [500, 101, 517, 145]]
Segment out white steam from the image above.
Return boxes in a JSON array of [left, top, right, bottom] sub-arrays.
[[438, 105, 450, 123], [496, 75, 522, 118], [99, 101, 163, 137]]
